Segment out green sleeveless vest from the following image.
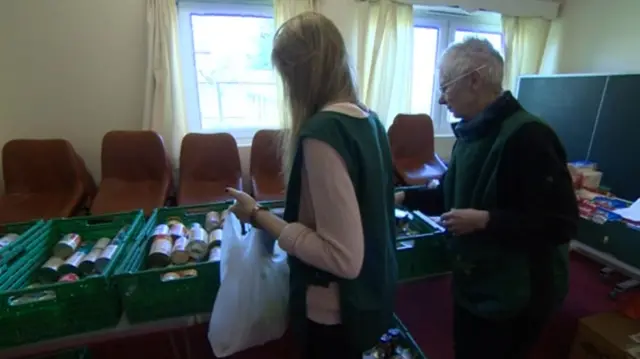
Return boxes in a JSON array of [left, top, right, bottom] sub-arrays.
[[444, 110, 569, 319], [283, 110, 397, 352]]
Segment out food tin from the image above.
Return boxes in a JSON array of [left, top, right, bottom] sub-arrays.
[[58, 243, 92, 275], [53, 233, 82, 259], [78, 246, 103, 275], [0, 233, 19, 251], [151, 224, 171, 238], [170, 236, 190, 264], [161, 272, 181, 282], [148, 235, 173, 267], [38, 257, 65, 283], [180, 269, 198, 278], [208, 246, 221, 262], [93, 237, 111, 251], [95, 228, 128, 273], [58, 273, 80, 283], [205, 211, 221, 232], [186, 226, 208, 260], [208, 229, 223, 249]]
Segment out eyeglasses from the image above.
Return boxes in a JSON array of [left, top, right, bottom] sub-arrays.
[[439, 65, 488, 95]]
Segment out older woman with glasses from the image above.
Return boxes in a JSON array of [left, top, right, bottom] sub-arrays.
[[396, 38, 578, 359]]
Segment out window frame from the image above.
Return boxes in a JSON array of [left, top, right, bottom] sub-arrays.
[[178, 1, 275, 145], [412, 12, 503, 137]]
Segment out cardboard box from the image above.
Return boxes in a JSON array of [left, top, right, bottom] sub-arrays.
[[570, 312, 640, 359]]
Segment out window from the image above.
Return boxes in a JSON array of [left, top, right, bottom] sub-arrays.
[[412, 10, 504, 136], [179, 3, 277, 143]]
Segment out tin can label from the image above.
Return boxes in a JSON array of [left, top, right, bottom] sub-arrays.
[[150, 237, 173, 256], [0, 234, 18, 249], [94, 237, 111, 251], [152, 224, 170, 238], [205, 211, 221, 231], [58, 273, 80, 283], [208, 247, 221, 262], [54, 233, 82, 258], [170, 223, 188, 238]]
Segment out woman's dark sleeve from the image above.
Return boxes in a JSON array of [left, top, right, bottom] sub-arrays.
[[402, 183, 446, 216]]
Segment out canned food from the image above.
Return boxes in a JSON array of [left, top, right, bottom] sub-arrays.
[[208, 229, 223, 248], [220, 209, 230, 224], [205, 211, 221, 232], [161, 272, 181, 282], [151, 224, 170, 238], [53, 233, 82, 259], [148, 235, 173, 267], [166, 217, 182, 227], [58, 273, 80, 283], [58, 243, 92, 276], [95, 243, 117, 273], [38, 256, 65, 283], [170, 236, 190, 264], [170, 223, 188, 239], [93, 237, 111, 251], [0, 233, 19, 251], [208, 246, 221, 262], [180, 269, 198, 278], [79, 247, 103, 275], [187, 226, 208, 260]]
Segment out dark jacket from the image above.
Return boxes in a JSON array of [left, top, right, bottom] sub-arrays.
[[404, 91, 578, 319]]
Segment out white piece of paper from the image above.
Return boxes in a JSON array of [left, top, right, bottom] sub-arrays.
[[614, 199, 640, 222]]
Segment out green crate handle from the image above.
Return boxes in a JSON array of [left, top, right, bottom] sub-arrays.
[[172, 201, 234, 217], [70, 211, 144, 229], [257, 200, 285, 208], [1, 276, 104, 310]]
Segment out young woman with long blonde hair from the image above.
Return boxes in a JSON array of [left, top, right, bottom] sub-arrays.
[[226, 12, 397, 358]]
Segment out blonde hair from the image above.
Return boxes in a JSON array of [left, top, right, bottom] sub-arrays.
[[271, 12, 358, 181]]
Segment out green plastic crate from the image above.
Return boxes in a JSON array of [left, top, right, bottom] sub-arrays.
[[114, 201, 232, 323], [260, 199, 448, 281], [392, 313, 428, 358], [40, 347, 91, 359], [0, 210, 145, 348], [0, 220, 47, 290], [396, 211, 448, 281]]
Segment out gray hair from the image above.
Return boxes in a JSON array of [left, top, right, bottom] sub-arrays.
[[439, 37, 504, 91]]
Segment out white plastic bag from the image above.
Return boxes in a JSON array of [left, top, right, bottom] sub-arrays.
[[208, 212, 289, 357]]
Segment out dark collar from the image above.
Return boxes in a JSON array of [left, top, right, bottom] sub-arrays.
[[453, 91, 522, 141]]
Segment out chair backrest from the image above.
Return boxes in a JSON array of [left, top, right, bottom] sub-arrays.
[[2, 139, 83, 194], [387, 114, 435, 163], [101, 131, 171, 182], [250, 129, 283, 177], [179, 133, 241, 182]]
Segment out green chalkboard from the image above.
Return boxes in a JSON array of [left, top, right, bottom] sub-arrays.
[[516, 75, 607, 162]]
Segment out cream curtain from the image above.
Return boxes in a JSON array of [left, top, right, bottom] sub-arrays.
[[501, 16, 552, 92], [142, 0, 188, 165], [274, 0, 318, 26], [356, 0, 414, 127]]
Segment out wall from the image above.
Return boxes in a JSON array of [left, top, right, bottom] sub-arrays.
[[0, 0, 638, 193], [552, 0, 640, 74], [0, 0, 147, 192]]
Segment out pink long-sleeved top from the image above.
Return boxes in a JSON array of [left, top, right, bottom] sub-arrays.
[[277, 102, 368, 325]]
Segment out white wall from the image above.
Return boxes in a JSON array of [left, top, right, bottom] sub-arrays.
[[0, 0, 638, 192], [552, 0, 640, 74], [0, 0, 147, 190]]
